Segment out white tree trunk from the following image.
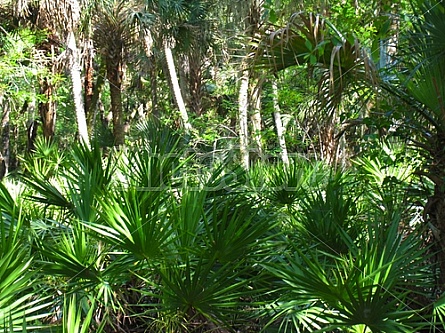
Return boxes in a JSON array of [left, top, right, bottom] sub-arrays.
[[67, 31, 90, 147], [272, 81, 289, 166], [164, 45, 192, 133], [238, 69, 250, 169]]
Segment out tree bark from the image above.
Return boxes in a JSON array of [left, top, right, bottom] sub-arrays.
[[67, 31, 90, 147], [250, 78, 263, 161], [39, 76, 56, 140], [188, 51, 203, 115], [84, 38, 94, 123], [0, 95, 9, 179], [106, 55, 125, 146], [164, 44, 192, 133], [237, 0, 264, 169], [238, 69, 250, 169], [88, 64, 106, 134], [149, 55, 159, 117], [272, 81, 289, 166]]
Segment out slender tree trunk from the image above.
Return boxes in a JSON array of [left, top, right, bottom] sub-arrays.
[[149, 55, 159, 117], [84, 38, 94, 122], [26, 100, 38, 153], [88, 64, 106, 134], [238, 69, 250, 169], [67, 31, 90, 147], [142, 30, 159, 117], [237, 0, 264, 169], [164, 44, 192, 133], [0, 95, 9, 179], [178, 54, 190, 110], [272, 81, 289, 165], [189, 51, 203, 115], [106, 55, 125, 146], [250, 78, 263, 161], [39, 76, 56, 140]]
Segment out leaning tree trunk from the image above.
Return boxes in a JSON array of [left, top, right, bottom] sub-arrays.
[[272, 80, 289, 166], [164, 44, 192, 133]]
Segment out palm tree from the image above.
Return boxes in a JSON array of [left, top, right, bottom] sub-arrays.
[[252, 0, 445, 301], [252, 11, 377, 163], [144, 0, 211, 132], [384, 0, 445, 288], [91, 0, 210, 142], [92, 0, 140, 146]]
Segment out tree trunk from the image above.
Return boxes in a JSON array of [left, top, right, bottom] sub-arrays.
[[149, 55, 159, 117], [142, 29, 159, 118], [106, 55, 125, 146], [426, 184, 445, 289], [423, 134, 445, 289], [67, 31, 90, 147], [84, 38, 94, 124], [237, 0, 264, 169], [250, 78, 263, 162], [189, 51, 203, 115], [39, 76, 56, 140], [238, 69, 250, 169], [178, 54, 190, 111], [88, 64, 106, 135], [25, 100, 38, 153], [272, 81, 289, 166], [0, 95, 9, 179], [164, 44, 192, 133]]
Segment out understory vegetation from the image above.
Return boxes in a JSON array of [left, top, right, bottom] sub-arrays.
[[0, 119, 443, 332], [1, 0, 445, 331]]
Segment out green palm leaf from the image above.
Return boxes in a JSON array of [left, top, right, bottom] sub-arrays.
[[84, 186, 174, 261], [263, 214, 433, 332], [0, 206, 53, 330]]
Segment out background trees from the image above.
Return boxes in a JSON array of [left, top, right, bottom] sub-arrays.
[[1, 0, 445, 332]]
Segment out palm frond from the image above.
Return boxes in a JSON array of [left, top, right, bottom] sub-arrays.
[[263, 212, 433, 332], [83, 186, 174, 261], [252, 12, 377, 111], [62, 294, 97, 333], [0, 205, 53, 331], [291, 172, 362, 254]]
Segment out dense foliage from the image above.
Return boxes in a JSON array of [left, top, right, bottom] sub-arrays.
[[1, 0, 445, 331]]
